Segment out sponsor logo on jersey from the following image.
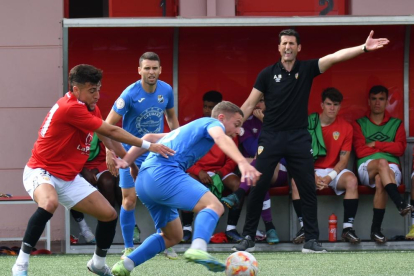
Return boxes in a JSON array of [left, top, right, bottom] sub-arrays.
[[252, 128, 258, 134], [77, 133, 93, 154], [116, 98, 125, 109], [310, 148, 313, 155], [333, 131, 340, 140], [138, 98, 145, 103], [258, 146, 264, 155], [158, 95, 164, 103], [239, 127, 245, 136], [295, 73, 299, 79], [135, 107, 164, 136], [274, 74, 282, 83]]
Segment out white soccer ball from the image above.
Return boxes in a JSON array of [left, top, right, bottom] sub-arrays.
[[225, 251, 259, 276]]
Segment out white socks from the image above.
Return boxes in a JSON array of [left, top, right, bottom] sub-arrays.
[[190, 238, 207, 251]]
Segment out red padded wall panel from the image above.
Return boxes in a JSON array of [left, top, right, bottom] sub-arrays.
[[237, 0, 347, 16], [177, 26, 404, 126], [109, 0, 177, 17], [68, 27, 174, 121]]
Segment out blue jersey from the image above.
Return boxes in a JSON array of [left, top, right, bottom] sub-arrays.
[[113, 80, 174, 165], [141, 117, 225, 172]]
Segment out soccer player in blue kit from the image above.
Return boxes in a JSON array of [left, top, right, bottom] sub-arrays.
[[110, 101, 261, 275], [105, 52, 179, 259]]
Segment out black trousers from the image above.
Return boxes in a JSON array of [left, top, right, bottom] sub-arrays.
[[242, 129, 319, 241]]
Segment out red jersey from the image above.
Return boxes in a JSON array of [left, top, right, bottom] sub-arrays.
[[187, 137, 238, 178], [27, 92, 103, 180], [314, 116, 353, 169]]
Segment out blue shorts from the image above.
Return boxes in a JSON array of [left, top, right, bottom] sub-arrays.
[[136, 165, 209, 229], [119, 159, 144, 189]]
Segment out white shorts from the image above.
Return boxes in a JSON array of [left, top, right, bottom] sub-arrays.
[[23, 166, 97, 209], [358, 159, 401, 188], [315, 168, 354, 195], [96, 170, 109, 181]]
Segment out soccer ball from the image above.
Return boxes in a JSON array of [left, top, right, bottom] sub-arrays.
[[225, 251, 258, 276]]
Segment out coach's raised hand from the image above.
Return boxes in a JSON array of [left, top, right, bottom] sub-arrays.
[[365, 30, 390, 52]]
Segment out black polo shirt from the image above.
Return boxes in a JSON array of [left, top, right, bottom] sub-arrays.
[[254, 59, 321, 132]]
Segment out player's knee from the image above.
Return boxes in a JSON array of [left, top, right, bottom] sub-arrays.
[[122, 195, 137, 209], [377, 159, 389, 171], [101, 207, 118, 222], [212, 200, 224, 216], [345, 175, 358, 191], [39, 198, 59, 213]]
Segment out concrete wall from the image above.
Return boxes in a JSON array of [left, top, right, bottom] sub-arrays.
[[0, 0, 64, 243]]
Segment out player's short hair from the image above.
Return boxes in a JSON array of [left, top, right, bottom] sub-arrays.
[[321, 87, 343, 103], [369, 85, 388, 98], [68, 64, 103, 92], [211, 101, 244, 118], [139, 52, 160, 66], [279, 29, 301, 45], [203, 90, 223, 103]]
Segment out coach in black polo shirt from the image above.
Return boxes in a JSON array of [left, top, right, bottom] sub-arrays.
[[233, 29, 389, 253]]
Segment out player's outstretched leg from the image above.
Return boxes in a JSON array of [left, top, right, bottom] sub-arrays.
[[184, 207, 225, 272]]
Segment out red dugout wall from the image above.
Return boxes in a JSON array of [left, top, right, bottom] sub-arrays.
[[68, 25, 410, 132]]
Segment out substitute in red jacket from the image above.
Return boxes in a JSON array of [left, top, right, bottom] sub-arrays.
[[353, 85, 410, 244]]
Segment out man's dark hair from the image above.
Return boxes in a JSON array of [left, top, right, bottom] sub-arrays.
[[321, 87, 343, 103], [139, 52, 160, 66], [369, 85, 388, 98], [69, 64, 103, 92], [203, 90, 223, 103], [279, 29, 301, 45]]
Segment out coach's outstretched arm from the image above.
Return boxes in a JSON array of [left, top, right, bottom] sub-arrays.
[[208, 126, 261, 186], [319, 30, 390, 73]]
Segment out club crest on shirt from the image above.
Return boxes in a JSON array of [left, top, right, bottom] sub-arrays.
[[252, 128, 258, 134], [333, 131, 340, 140], [274, 74, 282, 83], [116, 98, 125, 109], [239, 127, 245, 136], [295, 73, 299, 79], [158, 95, 164, 103], [258, 146, 264, 155]]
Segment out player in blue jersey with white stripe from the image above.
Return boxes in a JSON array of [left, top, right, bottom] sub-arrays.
[[105, 52, 179, 259], [111, 101, 261, 275]]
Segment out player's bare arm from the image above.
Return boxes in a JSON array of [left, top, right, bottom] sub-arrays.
[[96, 121, 174, 158], [240, 88, 263, 122], [319, 30, 389, 73], [104, 109, 125, 175], [208, 126, 261, 186], [164, 107, 180, 131], [323, 150, 351, 183]]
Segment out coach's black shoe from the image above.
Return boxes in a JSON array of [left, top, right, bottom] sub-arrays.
[[371, 229, 387, 244], [341, 228, 361, 244], [292, 227, 305, 244], [302, 239, 328, 253], [399, 204, 413, 217], [231, 235, 255, 252]]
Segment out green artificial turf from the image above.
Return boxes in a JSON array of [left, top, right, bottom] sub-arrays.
[[2, 251, 413, 276]]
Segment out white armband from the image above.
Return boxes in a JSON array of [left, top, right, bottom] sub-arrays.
[[328, 170, 338, 180], [141, 140, 151, 150]]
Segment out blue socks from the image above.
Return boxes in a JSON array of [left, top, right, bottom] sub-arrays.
[[128, 233, 165, 266], [192, 208, 219, 242], [120, 207, 135, 248]]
